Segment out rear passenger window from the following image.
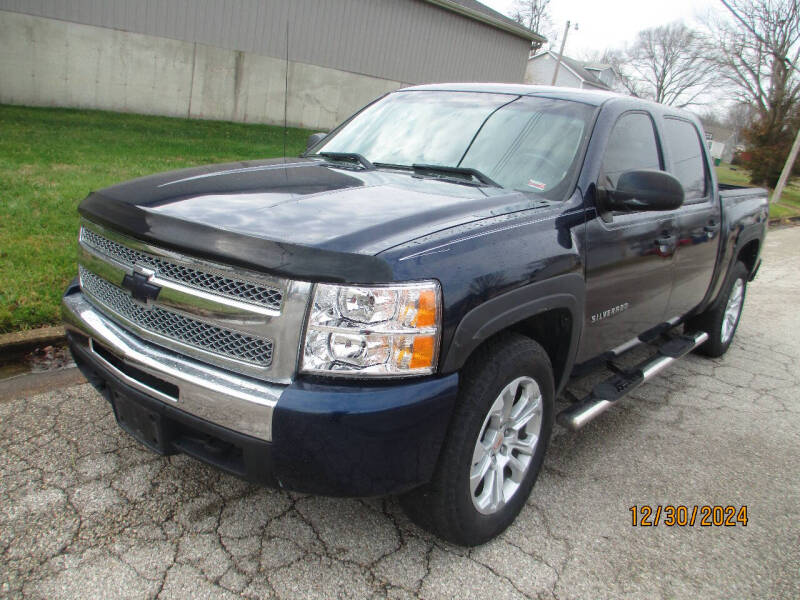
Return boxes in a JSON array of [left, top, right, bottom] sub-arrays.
[[663, 118, 708, 200], [600, 113, 661, 189]]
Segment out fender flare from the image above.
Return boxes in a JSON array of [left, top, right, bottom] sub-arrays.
[[731, 226, 763, 276], [440, 273, 584, 391], [708, 225, 763, 309]]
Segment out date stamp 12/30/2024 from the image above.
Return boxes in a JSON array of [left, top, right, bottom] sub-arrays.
[[630, 505, 748, 527]]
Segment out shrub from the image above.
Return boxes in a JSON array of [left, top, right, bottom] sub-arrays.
[[742, 109, 800, 187]]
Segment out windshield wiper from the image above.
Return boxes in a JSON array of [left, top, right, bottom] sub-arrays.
[[316, 152, 374, 170], [316, 158, 501, 187], [372, 162, 413, 170], [411, 164, 501, 188]]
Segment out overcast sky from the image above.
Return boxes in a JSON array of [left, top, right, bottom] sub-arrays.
[[482, 0, 727, 58]]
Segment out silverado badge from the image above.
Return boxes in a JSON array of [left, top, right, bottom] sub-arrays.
[[591, 302, 630, 323]]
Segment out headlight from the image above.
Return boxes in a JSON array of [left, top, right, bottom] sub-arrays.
[[301, 281, 441, 377]]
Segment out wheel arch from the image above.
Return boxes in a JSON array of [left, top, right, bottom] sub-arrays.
[[737, 238, 760, 276], [440, 273, 584, 393], [704, 222, 763, 313]]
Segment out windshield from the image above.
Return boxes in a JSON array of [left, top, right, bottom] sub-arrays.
[[313, 91, 596, 198]]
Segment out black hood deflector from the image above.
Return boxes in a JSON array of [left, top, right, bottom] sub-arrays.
[[80, 193, 394, 283]]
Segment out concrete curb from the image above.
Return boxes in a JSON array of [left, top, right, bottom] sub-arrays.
[[0, 326, 66, 355], [768, 215, 800, 227]]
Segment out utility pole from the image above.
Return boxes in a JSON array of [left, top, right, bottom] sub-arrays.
[[772, 128, 800, 204], [550, 20, 571, 86]]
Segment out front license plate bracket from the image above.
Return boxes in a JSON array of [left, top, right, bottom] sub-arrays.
[[112, 391, 174, 455]]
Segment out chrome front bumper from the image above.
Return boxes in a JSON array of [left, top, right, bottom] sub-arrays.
[[63, 288, 286, 441]]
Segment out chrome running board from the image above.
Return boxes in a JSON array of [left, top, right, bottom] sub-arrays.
[[557, 331, 709, 431]]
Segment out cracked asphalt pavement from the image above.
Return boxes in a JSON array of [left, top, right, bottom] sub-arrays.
[[2, 227, 799, 599]]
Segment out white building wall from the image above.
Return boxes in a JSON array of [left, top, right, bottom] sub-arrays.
[[524, 54, 582, 88], [0, 11, 404, 130]]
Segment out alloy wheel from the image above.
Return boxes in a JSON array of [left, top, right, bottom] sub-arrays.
[[470, 376, 543, 515], [721, 278, 744, 344]]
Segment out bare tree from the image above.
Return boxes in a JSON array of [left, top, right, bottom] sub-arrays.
[[725, 102, 758, 132], [708, 0, 799, 116], [511, 0, 552, 54], [612, 22, 718, 107], [699, 102, 755, 137], [706, 0, 800, 186]]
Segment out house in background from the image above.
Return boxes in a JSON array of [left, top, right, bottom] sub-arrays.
[[525, 51, 616, 91], [702, 124, 737, 164], [582, 61, 618, 89]]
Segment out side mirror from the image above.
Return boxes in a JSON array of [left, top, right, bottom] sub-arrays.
[[603, 169, 684, 212], [306, 132, 328, 152]]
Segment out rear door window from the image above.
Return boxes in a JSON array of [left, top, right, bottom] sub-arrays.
[[662, 118, 708, 201]]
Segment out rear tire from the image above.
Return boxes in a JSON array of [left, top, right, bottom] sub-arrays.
[[687, 261, 749, 358], [400, 333, 554, 546]]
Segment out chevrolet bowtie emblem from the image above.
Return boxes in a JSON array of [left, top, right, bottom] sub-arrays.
[[121, 270, 161, 304]]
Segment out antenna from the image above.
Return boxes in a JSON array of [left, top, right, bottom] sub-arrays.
[[283, 19, 289, 163]]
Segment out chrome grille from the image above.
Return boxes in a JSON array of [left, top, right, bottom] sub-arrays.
[[79, 267, 273, 367], [80, 227, 283, 310]]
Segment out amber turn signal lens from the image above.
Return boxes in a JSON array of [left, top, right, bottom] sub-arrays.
[[414, 290, 437, 328], [409, 335, 435, 369]]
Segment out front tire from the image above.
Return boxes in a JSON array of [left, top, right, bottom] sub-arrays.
[[688, 261, 749, 358], [400, 333, 554, 546]]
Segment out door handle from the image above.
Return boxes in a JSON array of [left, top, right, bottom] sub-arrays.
[[703, 223, 720, 233], [654, 232, 676, 256]]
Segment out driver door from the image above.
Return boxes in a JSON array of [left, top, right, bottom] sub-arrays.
[[578, 111, 677, 362]]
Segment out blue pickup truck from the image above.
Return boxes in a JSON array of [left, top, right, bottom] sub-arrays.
[[63, 84, 768, 545]]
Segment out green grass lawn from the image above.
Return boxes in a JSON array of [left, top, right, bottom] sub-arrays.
[[714, 162, 752, 187], [0, 104, 311, 333], [715, 162, 800, 220]]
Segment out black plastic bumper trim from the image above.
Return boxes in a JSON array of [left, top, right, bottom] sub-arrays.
[[68, 333, 277, 486]]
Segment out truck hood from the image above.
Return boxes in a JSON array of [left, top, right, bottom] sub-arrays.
[[80, 158, 547, 282]]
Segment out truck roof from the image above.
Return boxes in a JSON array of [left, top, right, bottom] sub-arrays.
[[400, 83, 686, 115]]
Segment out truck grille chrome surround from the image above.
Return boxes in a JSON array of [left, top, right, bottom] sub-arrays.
[[80, 226, 283, 310], [75, 219, 313, 383], [80, 267, 274, 367]]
